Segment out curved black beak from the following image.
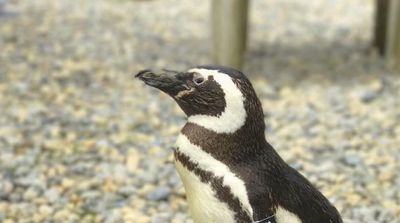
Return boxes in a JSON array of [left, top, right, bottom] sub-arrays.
[[135, 69, 189, 96]]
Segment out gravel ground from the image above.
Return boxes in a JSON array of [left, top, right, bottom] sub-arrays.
[[0, 0, 399, 222]]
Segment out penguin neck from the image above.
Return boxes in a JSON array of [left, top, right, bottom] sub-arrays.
[[181, 108, 267, 163]]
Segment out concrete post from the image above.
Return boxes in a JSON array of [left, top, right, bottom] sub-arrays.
[[211, 0, 249, 69]]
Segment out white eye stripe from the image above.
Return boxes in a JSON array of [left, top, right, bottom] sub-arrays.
[[187, 68, 246, 133], [189, 69, 208, 78]]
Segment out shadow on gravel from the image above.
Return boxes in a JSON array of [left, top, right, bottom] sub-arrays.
[[246, 38, 390, 87]]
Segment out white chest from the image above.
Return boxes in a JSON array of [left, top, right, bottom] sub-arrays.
[[175, 134, 253, 222], [176, 160, 303, 223], [174, 134, 302, 223], [175, 160, 236, 223]]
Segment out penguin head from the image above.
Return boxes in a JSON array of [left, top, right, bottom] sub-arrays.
[[136, 65, 264, 134]]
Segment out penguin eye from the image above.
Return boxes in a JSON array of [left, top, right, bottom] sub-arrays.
[[193, 77, 205, 85]]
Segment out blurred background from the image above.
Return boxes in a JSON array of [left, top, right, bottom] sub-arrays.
[[0, 0, 399, 222]]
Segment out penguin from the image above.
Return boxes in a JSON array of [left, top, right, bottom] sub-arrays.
[[135, 65, 342, 223]]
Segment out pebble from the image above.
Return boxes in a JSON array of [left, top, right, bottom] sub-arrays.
[[151, 213, 172, 223], [38, 204, 54, 216], [118, 185, 137, 197], [43, 188, 60, 203], [147, 186, 171, 201], [23, 187, 40, 201], [81, 190, 102, 200], [126, 149, 141, 172], [360, 90, 379, 103], [342, 154, 363, 167], [0, 180, 13, 199]]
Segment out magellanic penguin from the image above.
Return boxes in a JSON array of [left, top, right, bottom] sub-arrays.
[[136, 65, 342, 223]]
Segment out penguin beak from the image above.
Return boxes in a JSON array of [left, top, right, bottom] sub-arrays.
[[135, 69, 189, 96]]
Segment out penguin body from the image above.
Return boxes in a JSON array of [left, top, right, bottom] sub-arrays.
[[136, 65, 342, 223]]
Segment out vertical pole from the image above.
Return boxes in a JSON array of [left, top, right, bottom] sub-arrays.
[[386, 0, 400, 68], [373, 0, 390, 55], [211, 0, 249, 69]]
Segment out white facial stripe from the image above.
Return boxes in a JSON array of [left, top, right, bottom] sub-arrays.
[[187, 68, 246, 133], [275, 206, 302, 223], [176, 134, 253, 218]]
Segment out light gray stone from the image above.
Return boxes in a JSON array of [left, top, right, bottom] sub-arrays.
[[147, 186, 171, 201]]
